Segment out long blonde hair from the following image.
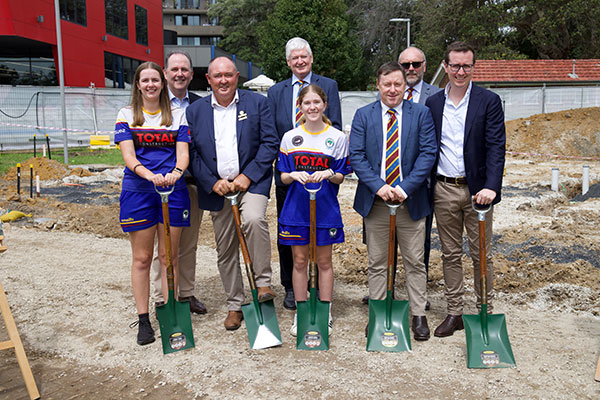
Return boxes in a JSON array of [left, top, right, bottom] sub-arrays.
[[130, 62, 172, 127], [298, 84, 331, 126]]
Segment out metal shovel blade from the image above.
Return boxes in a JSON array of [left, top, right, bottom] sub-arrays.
[[156, 292, 195, 354], [242, 289, 282, 350], [296, 288, 330, 351], [367, 294, 411, 352], [463, 305, 516, 368]]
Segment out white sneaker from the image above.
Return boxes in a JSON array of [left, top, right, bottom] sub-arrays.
[[290, 313, 297, 337]]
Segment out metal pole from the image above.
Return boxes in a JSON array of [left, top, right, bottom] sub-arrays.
[[407, 20, 410, 48], [54, 0, 69, 164], [91, 82, 98, 134]]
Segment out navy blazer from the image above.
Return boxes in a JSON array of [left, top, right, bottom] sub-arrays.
[[349, 100, 437, 221], [268, 73, 342, 187], [418, 82, 441, 105], [186, 89, 279, 211], [425, 83, 506, 204]]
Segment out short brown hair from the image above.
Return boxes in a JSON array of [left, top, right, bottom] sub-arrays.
[[376, 61, 407, 83], [444, 41, 476, 64]]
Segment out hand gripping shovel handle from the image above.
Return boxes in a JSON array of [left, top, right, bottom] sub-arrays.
[[471, 197, 492, 305], [224, 192, 256, 292], [156, 185, 176, 292]]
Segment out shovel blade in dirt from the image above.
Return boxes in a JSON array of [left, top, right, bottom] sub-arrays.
[[463, 305, 516, 368], [296, 288, 330, 351], [156, 293, 195, 354], [242, 289, 282, 350], [366, 295, 411, 352]]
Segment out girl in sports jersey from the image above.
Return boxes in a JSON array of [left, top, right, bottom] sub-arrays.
[[278, 84, 351, 336], [115, 62, 191, 346]]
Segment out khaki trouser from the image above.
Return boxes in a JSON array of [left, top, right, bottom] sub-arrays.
[[211, 191, 272, 311], [151, 183, 203, 302], [365, 198, 427, 316], [434, 181, 494, 315]]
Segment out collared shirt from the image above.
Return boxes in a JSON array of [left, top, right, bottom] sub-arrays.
[[404, 80, 424, 103], [168, 88, 191, 111], [291, 71, 313, 125], [379, 101, 404, 184], [211, 90, 240, 180], [437, 81, 472, 177]]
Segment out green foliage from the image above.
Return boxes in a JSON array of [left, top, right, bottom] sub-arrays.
[[257, 0, 369, 90]]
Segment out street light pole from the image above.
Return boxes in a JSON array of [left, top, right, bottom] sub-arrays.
[[54, 0, 69, 164], [390, 18, 410, 49]]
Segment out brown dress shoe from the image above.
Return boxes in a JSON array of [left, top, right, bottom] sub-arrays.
[[224, 311, 243, 331], [180, 296, 208, 315], [412, 316, 430, 341], [257, 286, 276, 302], [434, 314, 464, 337]]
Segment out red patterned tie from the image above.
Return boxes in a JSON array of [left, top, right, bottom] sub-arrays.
[[385, 109, 400, 186], [406, 87, 414, 102], [295, 80, 306, 127]]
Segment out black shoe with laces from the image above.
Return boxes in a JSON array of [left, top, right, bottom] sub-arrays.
[[130, 316, 155, 346]]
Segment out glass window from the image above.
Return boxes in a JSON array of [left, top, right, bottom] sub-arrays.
[[176, 0, 200, 9], [104, 52, 143, 88], [59, 0, 87, 26], [175, 15, 183, 25], [105, 0, 128, 40], [135, 5, 148, 45], [0, 57, 57, 85]]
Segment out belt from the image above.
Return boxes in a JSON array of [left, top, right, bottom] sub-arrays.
[[436, 175, 467, 185]]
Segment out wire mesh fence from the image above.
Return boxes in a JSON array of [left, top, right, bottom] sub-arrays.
[[1, 84, 599, 151]]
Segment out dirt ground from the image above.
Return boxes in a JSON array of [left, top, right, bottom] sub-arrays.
[[0, 108, 599, 399]]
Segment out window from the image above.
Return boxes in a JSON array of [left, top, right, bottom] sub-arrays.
[[135, 5, 148, 45], [177, 37, 201, 46], [104, 52, 142, 89], [174, 15, 200, 26], [105, 0, 128, 40], [175, 0, 200, 9], [60, 0, 87, 26]]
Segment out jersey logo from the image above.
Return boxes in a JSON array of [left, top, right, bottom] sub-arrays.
[[132, 130, 177, 148], [325, 138, 334, 148], [292, 135, 304, 146], [293, 152, 333, 172]]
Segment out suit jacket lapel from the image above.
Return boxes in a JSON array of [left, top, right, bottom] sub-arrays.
[[236, 90, 244, 143], [464, 84, 482, 143], [400, 100, 412, 159], [372, 102, 383, 165], [203, 97, 216, 149], [284, 78, 293, 127]]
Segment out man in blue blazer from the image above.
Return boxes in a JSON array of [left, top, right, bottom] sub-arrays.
[[187, 57, 279, 331], [267, 37, 342, 310], [350, 61, 437, 341], [425, 42, 506, 338]]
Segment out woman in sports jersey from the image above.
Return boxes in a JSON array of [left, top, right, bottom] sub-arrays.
[[278, 84, 351, 336], [115, 62, 191, 346]]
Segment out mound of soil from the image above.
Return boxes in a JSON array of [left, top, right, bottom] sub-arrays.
[[2, 157, 68, 181]]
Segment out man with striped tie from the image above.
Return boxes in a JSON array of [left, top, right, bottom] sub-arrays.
[[267, 37, 342, 310], [349, 61, 437, 341]]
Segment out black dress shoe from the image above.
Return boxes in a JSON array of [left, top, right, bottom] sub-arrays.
[[362, 295, 369, 305], [365, 323, 369, 338], [425, 300, 431, 311], [180, 296, 208, 315], [434, 314, 464, 337], [283, 289, 296, 310], [412, 316, 430, 341]]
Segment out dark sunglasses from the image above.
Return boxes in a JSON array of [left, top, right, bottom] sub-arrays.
[[400, 61, 424, 69]]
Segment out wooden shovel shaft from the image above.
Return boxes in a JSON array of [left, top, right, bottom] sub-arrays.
[[387, 213, 397, 292], [230, 203, 257, 291], [478, 219, 488, 305], [161, 202, 175, 292], [309, 195, 317, 290]]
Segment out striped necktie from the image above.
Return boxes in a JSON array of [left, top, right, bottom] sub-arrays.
[[295, 80, 306, 127], [406, 87, 414, 102], [385, 109, 400, 186]]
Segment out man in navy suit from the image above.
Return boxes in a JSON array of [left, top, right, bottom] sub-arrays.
[[425, 42, 506, 338], [350, 61, 437, 341], [267, 37, 342, 310], [151, 52, 207, 315], [186, 57, 279, 331]]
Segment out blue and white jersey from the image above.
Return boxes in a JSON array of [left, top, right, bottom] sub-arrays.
[[115, 106, 190, 193], [278, 124, 351, 228]]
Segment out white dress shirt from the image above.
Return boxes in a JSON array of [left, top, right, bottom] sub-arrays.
[[291, 71, 313, 125], [404, 80, 424, 103], [168, 88, 191, 111], [437, 82, 472, 178], [212, 91, 240, 180]]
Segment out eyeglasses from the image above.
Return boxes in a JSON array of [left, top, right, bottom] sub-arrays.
[[447, 63, 474, 73], [400, 61, 424, 69]]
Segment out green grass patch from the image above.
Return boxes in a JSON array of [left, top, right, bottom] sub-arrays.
[[0, 148, 124, 175]]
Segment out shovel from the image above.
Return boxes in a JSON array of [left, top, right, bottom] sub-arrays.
[[296, 183, 330, 351], [225, 192, 282, 350], [366, 201, 411, 352], [462, 197, 516, 368], [155, 185, 195, 354]]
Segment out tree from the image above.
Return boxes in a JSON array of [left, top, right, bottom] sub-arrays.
[[257, 0, 369, 90], [207, 0, 277, 64]]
